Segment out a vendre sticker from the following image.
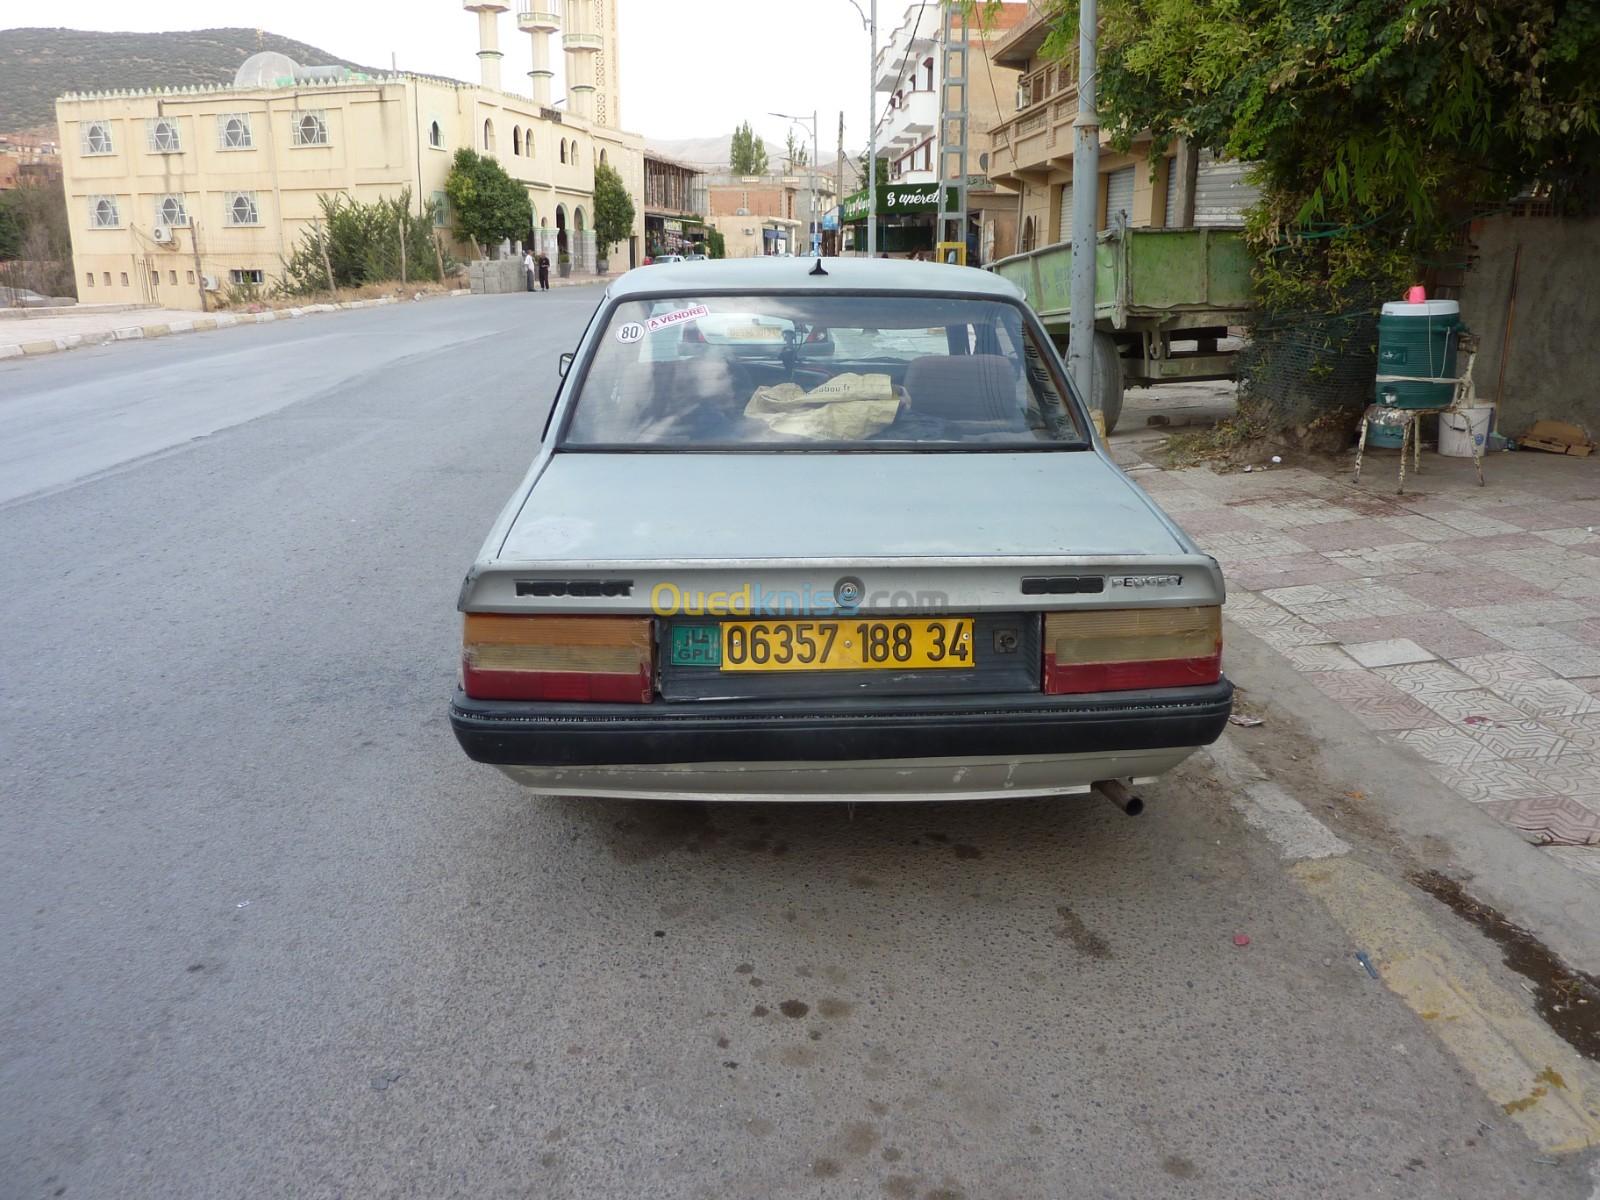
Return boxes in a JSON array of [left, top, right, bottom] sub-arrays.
[[644, 304, 710, 334]]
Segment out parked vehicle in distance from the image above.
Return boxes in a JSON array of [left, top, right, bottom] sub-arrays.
[[645, 254, 684, 266], [0, 285, 51, 308], [683, 253, 708, 261], [450, 258, 1232, 803]]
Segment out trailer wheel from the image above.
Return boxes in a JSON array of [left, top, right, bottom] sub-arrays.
[[1092, 332, 1125, 434]]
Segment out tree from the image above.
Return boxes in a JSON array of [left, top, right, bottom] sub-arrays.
[[784, 129, 809, 172], [0, 192, 23, 261], [592, 162, 635, 262], [278, 189, 443, 295], [730, 121, 769, 175], [971, 0, 1600, 443], [443, 147, 532, 256], [706, 227, 727, 259], [856, 151, 889, 190]]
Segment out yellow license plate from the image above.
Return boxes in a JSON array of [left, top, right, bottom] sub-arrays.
[[723, 325, 785, 341], [720, 619, 974, 672]]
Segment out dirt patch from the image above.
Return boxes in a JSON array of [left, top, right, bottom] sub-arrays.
[[1408, 870, 1600, 1061]]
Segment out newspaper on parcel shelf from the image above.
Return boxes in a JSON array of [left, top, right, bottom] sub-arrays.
[[744, 373, 901, 440]]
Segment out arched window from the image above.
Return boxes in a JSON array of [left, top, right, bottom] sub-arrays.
[[570, 143, 577, 167], [512, 127, 522, 156], [483, 119, 494, 152], [1021, 216, 1036, 253], [573, 206, 586, 232], [526, 128, 535, 158], [429, 120, 443, 149], [599, 148, 608, 166], [559, 140, 567, 163]]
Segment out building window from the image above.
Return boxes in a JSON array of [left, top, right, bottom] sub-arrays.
[[229, 268, 265, 285], [120, 272, 129, 286], [923, 56, 934, 90], [103, 272, 111, 286], [225, 191, 261, 226], [186, 269, 196, 284], [559, 139, 567, 164], [570, 143, 577, 167], [600, 148, 607, 166], [156, 194, 189, 227], [429, 120, 444, 149], [291, 111, 329, 147], [89, 195, 121, 228], [512, 127, 522, 156], [81, 121, 114, 155], [86, 272, 94, 287], [483, 119, 495, 152], [146, 117, 182, 153], [169, 270, 178, 285], [526, 127, 535, 158], [218, 113, 254, 150], [431, 191, 449, 227]]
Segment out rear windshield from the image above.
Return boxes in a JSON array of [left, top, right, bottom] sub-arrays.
[[560, 294, 1086, 450]]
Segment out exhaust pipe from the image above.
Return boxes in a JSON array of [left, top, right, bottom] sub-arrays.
[[1092, 779, 1144, 817]]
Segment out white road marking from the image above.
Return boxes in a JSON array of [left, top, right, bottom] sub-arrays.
[[1204, 736, 1350, 861]]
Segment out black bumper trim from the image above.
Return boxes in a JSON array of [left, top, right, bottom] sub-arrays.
[[449, 680, 1234, 767]]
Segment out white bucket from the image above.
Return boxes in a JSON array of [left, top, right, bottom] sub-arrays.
[[1439, 405, 1493, 457]]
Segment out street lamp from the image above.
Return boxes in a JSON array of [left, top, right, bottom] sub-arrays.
[[770, 110, 820, 256], [844, 0, 877, 256]]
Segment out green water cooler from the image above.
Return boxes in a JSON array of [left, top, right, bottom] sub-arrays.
[[1366, 299, 1461, 447], [1376, 299, 1461, 407]]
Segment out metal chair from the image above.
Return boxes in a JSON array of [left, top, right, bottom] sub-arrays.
[[1354, 332, 1483, 494]]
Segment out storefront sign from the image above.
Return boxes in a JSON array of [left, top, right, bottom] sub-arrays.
[[840, 185, 960, 221]]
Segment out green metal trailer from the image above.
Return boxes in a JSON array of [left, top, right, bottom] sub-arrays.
[[992, 225, 1255, 432]]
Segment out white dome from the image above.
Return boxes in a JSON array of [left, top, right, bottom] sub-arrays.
[[234, 51, 301, 88]]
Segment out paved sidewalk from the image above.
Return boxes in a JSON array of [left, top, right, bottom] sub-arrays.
[[1129, 447, 1600, 884]]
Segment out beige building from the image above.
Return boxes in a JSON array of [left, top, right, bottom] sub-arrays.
[[987, 9, 1259, 257], [54, 1, 643, 310]]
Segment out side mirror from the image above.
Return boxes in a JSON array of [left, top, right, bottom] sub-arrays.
[[558, 352, 574, 377]]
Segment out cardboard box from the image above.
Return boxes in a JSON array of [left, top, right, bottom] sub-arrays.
[[1520, 419, 1594, 457]]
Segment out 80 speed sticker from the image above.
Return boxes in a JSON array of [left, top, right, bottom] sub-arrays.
[[615, 321, 645, 343]]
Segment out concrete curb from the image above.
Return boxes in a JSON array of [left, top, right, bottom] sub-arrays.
[[2, 291, 462, 361]]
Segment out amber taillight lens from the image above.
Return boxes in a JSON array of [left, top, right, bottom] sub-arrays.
[[1043, 606, 1221, 694], [462, 614, 653, 703]]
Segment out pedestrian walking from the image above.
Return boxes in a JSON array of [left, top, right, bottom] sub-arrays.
[[537, 251, 551, 291], [523, 249, 536, 292]]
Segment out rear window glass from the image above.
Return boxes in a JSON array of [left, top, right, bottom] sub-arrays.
[[561, 294, 1085, 449]]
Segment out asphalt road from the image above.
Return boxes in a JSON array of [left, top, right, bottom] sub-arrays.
[[0, 291, 1587, 1199]]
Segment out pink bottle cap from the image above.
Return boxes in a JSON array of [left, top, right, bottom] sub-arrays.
[[1405, 285, 1427, 303]]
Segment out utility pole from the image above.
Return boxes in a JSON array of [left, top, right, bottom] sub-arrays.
[[189, 222, 207, 313], [1068, 0, 1100, 408], [867, 0, 878, 256], [836, 110, 845, 255], [811, 107, 820, 256]]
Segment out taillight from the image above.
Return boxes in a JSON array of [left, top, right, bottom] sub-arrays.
[[462, 615, 653, 703], [681, 324, 705, 343], [1043, 606, 1221, 694], [805, 327, 828, 343]]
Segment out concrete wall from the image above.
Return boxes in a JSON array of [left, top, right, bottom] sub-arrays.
[[1457, 214, 1600, 435]]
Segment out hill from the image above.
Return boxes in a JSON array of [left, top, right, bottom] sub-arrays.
[[646, 132, 850, 181], [0, 26, 372, 132]]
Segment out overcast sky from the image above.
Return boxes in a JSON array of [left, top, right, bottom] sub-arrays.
[[36, 1, 897, 162]]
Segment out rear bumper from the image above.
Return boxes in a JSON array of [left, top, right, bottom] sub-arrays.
[[449, 680, 1233, 799]]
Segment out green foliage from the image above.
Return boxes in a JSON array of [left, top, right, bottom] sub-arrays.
[[784, 129, 808, 171], [591, 162, 635, 258], [730, 121, 769, 174], [856, 151, 890, 190], [443, 147, 533, 254], [278, 189, 442, 295], [0, 192, 23, 260], [706, 227, 727, 259]]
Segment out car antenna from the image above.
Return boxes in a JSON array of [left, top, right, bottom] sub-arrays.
[[809, 257, 828, 276]]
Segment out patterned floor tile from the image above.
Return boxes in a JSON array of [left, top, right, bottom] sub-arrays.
[[1450, 599, 1595, 632], [1449, 651, 1558, 688], [1261, 584, 1343, 610], [1538, 713, 1600, 753], [1510, 754, 1600, 798], [1469, 624, 1595, 651], [1171, 508, 1272, 535], [1523, 645, 1600, 680], [1426, 509, 1525, 536], [1391, 725, 1495, 766], [1459, 719, 1571, 760], [1228, 556, 1361, 591], [1290, 523, 1419, 552], [1320, 615, 1505, 660], [1250, 619, 1338, 651], [1476, 795, 1600, 845], [1533, 527, 1600, 548], [1305, 675, 1443, 731], [1414, 689, 1529, 723], [1392, 570, 1544, 609], [1497, 678, 1600, 718], [1374, 661, 1479, 695], [1380, 515, 1460, 543], [1344, 638, 1435, 667], [1434, 759, 1551, 802], [1283, 644, 1363, 672]]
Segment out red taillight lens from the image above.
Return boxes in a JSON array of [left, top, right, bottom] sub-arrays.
[[462, 615, 653, 703], [1043, 607, 1221, 694], [681, 324, 705, 343], [805, 327, 828, 343]]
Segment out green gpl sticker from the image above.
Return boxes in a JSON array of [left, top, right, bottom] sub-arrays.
[[669, 624, 721, 666]]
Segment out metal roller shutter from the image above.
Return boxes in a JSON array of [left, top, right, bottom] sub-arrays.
[[1164, 157, 1180, 227], [1194, 150, 1261, 226], [1104, 166, 1135, 228], [1056, 182, 1073, 245]]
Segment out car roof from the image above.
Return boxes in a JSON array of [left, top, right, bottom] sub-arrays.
[[609, 256, 1025, 300]]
